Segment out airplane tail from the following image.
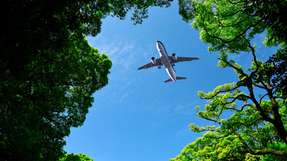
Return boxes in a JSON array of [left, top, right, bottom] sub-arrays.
[[164, 76, 187, 83]]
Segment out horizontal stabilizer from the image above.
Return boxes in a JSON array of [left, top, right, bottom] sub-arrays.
[[164, 76, 187, 83], [164, 78, 173, 83], [176, 76, 186, 80]]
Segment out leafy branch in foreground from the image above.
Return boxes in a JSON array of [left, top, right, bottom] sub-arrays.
[[172, 50, 287, 160], [0, 0, 173, 161], [172, 0, 287, 160]]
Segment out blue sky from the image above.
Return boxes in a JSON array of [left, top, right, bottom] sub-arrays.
[[65, 2, 273, 161]]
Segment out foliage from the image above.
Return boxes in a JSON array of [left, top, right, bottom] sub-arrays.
[[0, 0, 172, 161], [59, 153, 93, 161], [178, 0, 287, 51], [172, 0, 287, 160], [0, 35, 111, 161]]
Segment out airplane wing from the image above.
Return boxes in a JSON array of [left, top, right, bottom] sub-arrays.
[[170, 56, 199, 64], [138, 58, 162, 70]]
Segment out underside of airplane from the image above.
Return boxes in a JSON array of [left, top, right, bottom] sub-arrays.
[[138, 41, 199, 83]]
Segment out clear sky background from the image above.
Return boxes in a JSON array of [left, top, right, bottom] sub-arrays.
[[65, 1, 273, 161]]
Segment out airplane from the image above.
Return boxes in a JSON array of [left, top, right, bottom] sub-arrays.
[[138, 40, 199, 83]]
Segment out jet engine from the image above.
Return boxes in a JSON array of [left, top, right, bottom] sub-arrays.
[[150, 57, 156, 64], [172, 53, 177, 61]]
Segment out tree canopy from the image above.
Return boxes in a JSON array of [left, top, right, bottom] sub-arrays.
[[0, 0, 172, 161], [172, 0, 287, 160], [59, 153, 93, 161]]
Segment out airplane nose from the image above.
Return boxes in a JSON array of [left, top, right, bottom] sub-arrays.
[[156, 40, 162, 47]]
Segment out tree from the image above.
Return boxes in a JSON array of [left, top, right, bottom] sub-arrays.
[[172, 0, 287, 160], [0, 0, 172, 161], [59, 153, 93, 161]]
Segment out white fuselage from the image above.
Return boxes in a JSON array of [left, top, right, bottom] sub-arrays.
[[156, 41, 176, 82]]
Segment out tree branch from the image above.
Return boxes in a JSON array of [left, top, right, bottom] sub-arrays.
[[259, 93, 269, 104], [200, 83, 242, 100], [224, 94, 251, 105], [200, 115, 221, 125], [248, 41, 260, 74], [253, 83, 267, 89], [246, 78, 274, 123], [268, 86, 287, 143], [239, 103, 253, 111], [232, 128, 287, 157], [218, 58, 247, 77]]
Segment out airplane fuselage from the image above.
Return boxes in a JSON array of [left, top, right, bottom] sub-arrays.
[[156, 41, 176, 82]]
